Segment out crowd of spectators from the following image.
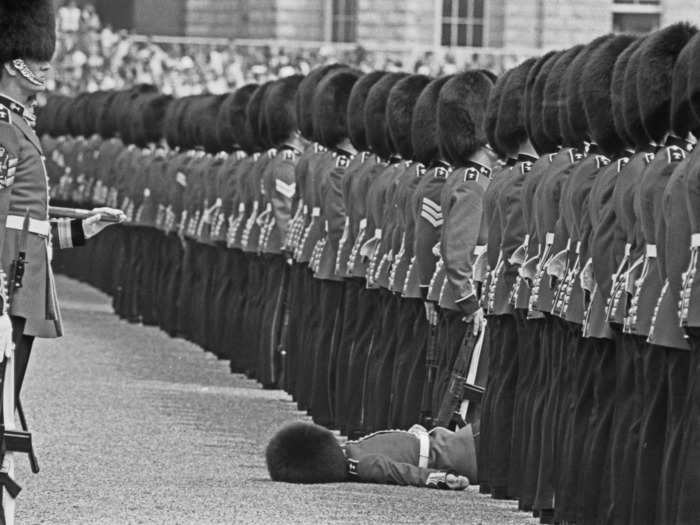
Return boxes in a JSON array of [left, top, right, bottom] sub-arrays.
[[51, 1, 515, 97]]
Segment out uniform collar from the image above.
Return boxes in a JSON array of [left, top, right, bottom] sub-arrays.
[[0, 93, 36, 128]]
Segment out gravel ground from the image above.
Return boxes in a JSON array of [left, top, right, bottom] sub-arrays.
[[15, 276, 538, 525]]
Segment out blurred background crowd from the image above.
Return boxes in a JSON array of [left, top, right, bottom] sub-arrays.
[[51, 1, 494, 96]]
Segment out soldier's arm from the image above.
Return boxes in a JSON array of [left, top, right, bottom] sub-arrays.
[[442, 179, 486, 316], [351, 454, 466, 489], [324, 162, 347, 251], [271, 159, 296, 239]]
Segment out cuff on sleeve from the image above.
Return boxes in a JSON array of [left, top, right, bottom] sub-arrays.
[[455, 293, 479, 316]]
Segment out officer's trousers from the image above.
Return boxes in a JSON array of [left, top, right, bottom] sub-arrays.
[[334, 278, 363, 433]]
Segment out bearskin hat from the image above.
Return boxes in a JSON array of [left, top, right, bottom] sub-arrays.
[[484, 70, 510, 158], [296, 64, 346, 141], [562, 35, 614, 147], [670, 35, 698, 137], [313, 68, 363, 149], [386, 74, 432, 160], [611, 38, 643, 149], [685, 33, 700, 132], [265, 74, 305, 147], [438, 71, 494, 166], [528, 51, 562, 155], [523, 51, 557, 155], [637, 23, 698, 143], [96, 90, 121, 140], [542, 45, 583, 148], [364, 72, 409, 159], [347, 71, 386, 152], [216, 84, 258, 152], [0, 0, 56, 65], [266, 422, 347, 484], [411, 75, 453, 165], [246, 82, 274, 151], [622, 40, 651, 148], [163, 96, 186, 150], [83, 91, 111, 138], [581, 34, 637, 156], [496, 58, 536, 154], [198, 94, 227, 153]]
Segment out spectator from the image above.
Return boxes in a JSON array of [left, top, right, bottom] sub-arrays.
[[58, 0, 82, 33]]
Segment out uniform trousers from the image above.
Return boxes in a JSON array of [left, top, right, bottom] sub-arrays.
[[256, 255, 288, 388], [295, 271, 322, 412], [398, 304, 429, 429], [282, 263, 306, 396], [477, 315, 501, 494]]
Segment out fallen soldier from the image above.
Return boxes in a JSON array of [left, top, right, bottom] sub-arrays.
[[265, 421, 478, 490]]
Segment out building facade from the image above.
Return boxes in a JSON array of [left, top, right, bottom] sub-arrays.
[[82, 0, 700, 50]]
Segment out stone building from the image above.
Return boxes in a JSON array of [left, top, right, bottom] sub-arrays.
[[71, 0, 700, 50]]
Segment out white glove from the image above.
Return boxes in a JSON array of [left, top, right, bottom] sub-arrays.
[[424, 301, 438, 326], [466, 308, 485, 336], [0, 313, 14, 359], [82, 207, 126, 239]]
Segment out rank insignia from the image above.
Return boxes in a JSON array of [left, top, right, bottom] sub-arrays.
[[519, 161, 532, 175], [336, 155, 350, 168], [421, 197, 443, 228], [434, 167, 448, 179], [0, 146, 17, 188], [417, 164, 426, 177], [464, 167, 481, 181]]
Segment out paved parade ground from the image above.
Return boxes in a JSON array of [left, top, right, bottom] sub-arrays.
[[16, 276, 535, 525]]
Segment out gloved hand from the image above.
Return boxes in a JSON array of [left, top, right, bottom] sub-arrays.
[[465, 307, 485, 336], [82, 207, 126, 239], [426, 471, 470, 490], [0, 313, 14, 359], [424, 301, 438, 326]]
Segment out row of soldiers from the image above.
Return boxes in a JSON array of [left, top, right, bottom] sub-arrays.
[[36, 21, 700, 525]]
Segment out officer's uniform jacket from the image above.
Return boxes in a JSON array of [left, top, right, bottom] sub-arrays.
[[552, 150, 611, 323], [0, 98, 86, 337], [344, 424, 477, 486], [680, 146, 700, 329], [605, 149, 656, 326], [481, 161, 513, 313], [649, 146, 696, 347], [335, 151, 373, 279], [315, 148, 353, 281], [259, 145, 301, 255], [346, 154, 383, 279], [527, 149, 583, 315], [581, 156, 622, 338], [412, 161, 451, 299], [625, 139, 693, 339], [437, 160, 492, 316]]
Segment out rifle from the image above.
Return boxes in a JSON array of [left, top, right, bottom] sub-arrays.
[[436, 318, 486, 429], [419, 320, 439, 429]]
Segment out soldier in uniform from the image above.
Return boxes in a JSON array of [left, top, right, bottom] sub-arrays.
[[266, 421, 477, 489]]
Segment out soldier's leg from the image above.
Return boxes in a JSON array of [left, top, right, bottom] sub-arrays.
[[477, 315, 502, 494], [371, 294, 403, 431], [389, 298, 421, 429], [360, 289, 391, 434], [399, 305, 429, 429], [334, 279, 361, 433], [10, 318, 32, 401]]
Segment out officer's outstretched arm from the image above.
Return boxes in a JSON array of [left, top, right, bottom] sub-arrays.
[[352, 454, 468, 490]]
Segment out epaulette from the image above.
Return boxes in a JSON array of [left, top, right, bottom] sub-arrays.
[[282, 149, 297, 161], [0, 105, 11, 125], [519, 161, 532, 176], [314, 143, 326, 153], [417, 164, 426, 177], [644, 152, 655, 165], [569, 149, 585, 163], [336, 154, 350, 168], [617, 157, 630, 173], [434, 166, 449, 179], [595, 155, 611, 169], [666, 145, 686, 163], [465, 161, 493, 181]]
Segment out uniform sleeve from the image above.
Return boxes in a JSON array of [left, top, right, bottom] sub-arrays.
[[442, 179, 486, 315], [272, 160, 296, 239], [323, 165, 346, 251], [353, 454, 438, 487], [50, 218, 86, 249], [499, 173, 526, 265], [415, 182, 444, 291]]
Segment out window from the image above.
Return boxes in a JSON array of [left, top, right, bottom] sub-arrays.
[[331, 0, 357, 43], [440, 0, 485, 47], [612, 0, 661, 33]]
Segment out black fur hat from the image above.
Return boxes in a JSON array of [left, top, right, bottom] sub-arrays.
[[199, 94, 228, 153], [296, 64, 346, 141], [313, 68, 363, 149], [163, 96, 186, 149], [685, 33, 700, 132], [622, 41, 651, 148], [484, 70, 510, 158], [563, 35, 614, 147], [265, 422, 347, 484], [364, 72, 409, 159], [438, 71, 494, 165], [637, 23, 698, 143], [347, 71, 386, 151], [542, 46, 583, 148], [216, 84, 258, 152], [386, 74, 432, 160], [524, 51, 557, 155], [96, 90, 121, 140], [0, 0, 56, 65], [581, 34, 638, 156], [247, 81, 274, 151], [496, 58, 536, 154], [411, 75, 453, 165], [529, 51, 563, 155], [611, 38, 643, 149], [670, 35, 698, 137], [265, 74, 305, 147]]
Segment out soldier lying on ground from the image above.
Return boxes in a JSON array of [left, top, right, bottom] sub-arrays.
[[265, 421, 478, 490]]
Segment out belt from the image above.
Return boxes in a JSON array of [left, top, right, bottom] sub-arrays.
[[408, 424, 430, 468], [6, 215, 50, 237]]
